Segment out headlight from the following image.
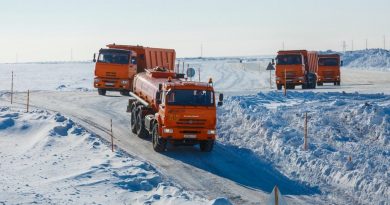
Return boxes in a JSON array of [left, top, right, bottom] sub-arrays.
[[163, 128, 173, 134], [94, 79, 100, 83], [207, 130, 216, 134], [297, 77, 304, 80], [276, 77, 281, 80], [120, 80, 129, 85]]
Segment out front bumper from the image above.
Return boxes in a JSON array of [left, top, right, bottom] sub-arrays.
[[94, 77, 130, 90], [276, 77, 304, 85], [317, 76, 340, 83], [161, 127, 216, 141]]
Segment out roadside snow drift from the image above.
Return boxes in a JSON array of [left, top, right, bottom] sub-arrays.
[[217, 91, 390, 205], [0, 107, 213, 205]]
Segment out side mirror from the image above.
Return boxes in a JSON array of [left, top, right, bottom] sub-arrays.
[[217, 93, 223, 106], [93, 53, 96, 63], [340, 60, 343, 67], [271, 59, 275, 65], [219, 93, 224, 102], [156, 91, 162, 104]]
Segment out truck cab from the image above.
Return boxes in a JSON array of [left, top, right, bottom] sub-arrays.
[[93, 44, 176, 96], [157, 81, 217, 149], [93, 48, 137, 96], [317, 54, 341, 86], [275, 50, 318, 90], [128, 68, 222, 152]]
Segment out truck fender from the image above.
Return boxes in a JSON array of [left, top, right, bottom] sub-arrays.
[[127, 99, 138, 113], [154, 113, 162, 135]]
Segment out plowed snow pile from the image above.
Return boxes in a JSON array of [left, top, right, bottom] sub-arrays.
[[217, 91, 390, 205], [0, 107, 215, 205]]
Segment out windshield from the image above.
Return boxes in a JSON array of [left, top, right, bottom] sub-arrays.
[[166, 90, 214, 106], [276, 55, 302, 65], [319, 58, 338, 66], [98, 51, 130, 65]]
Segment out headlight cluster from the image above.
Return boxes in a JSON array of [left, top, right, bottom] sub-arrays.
[[94, 79, 100, 83], [163, 128, 173, 134], [207, 130, 216, 134], [120, 80, 129, 85]]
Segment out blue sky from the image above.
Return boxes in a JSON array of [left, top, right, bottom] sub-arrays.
[[0, 0, 389, 62]]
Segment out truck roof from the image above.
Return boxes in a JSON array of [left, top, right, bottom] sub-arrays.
[[318, 54, 340, 58], [278, 50, 308, 55], [99, 48, 131, 54]]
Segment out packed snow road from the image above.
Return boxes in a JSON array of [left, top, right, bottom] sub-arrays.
[[1, 91, 321, 205]]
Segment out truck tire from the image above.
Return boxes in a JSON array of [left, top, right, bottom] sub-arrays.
[[317, 82, 323, 86], [136, 107, 149, 139], [120, 90, 129, 96], [98, 89, 106, 96], [336, 81, 341, 86], [152, 123, 166, 152], [200, 140, 214, 152], [130, 108, 137, 134], [277, 84, 282, 90]]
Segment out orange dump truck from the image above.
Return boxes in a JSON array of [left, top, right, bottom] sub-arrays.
[[93, 44, 176, 96], [317, 54, 341, 86], [127, 67, 223, 152], [274, 50, 318, 89]]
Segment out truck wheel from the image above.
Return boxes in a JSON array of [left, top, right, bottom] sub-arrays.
[[120, 90, 129, 96], [302, 84, 308, 89], [277, 84, 282, 90], [136, 107, 149, 139], [152, 123, 166, 152], [130, 108, 137, 134], [337, 81, 341, 86], [317, 82, 323, 86], [200, 140, 214, 152], [98, 89, 106, 95]]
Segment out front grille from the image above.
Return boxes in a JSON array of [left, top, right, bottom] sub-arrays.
[[324, 71, 334, 78], [106, 72, 117, 77], [180, 130, 201, 134], [282, 71, 296, 79], [177, 119, 206, 126]]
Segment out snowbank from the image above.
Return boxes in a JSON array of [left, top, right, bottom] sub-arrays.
[[217, 91, 390, 205], [0, 107, 212, 204], [321, 49, 390, 70]]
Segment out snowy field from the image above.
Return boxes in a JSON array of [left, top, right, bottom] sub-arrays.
[[0, 52, 390, 204]]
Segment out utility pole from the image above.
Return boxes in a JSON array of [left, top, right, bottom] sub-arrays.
[[282, 42, 285, 50], [351, 40, 354, 51], [365, 39, 368, 50], [342, 41, 347, 52], [200, 43, 203, 58], [11, 71, 14, 104]]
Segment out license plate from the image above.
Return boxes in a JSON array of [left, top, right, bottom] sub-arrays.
[[184, 134, 196, 139], [105, 83, 114, 86]]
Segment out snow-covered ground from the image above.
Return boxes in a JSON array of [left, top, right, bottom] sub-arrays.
[[0, 51, 389, 204], [218, 91, 390, 205], [0, 106, 216, 205]]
